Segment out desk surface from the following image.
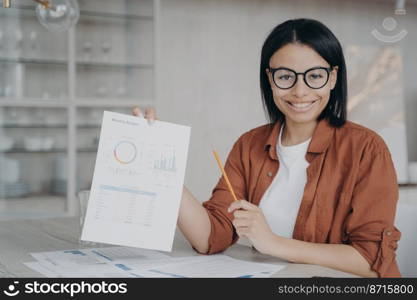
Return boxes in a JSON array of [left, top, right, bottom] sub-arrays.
[[0, 217, 357, 278]]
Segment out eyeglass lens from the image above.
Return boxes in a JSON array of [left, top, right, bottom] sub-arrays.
[[273, 68, 329, 89]]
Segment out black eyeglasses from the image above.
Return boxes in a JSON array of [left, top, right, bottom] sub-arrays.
[[268, 66, 333, 89]]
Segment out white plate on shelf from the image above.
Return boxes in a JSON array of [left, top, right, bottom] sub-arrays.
[[0, 137, 14, 151]]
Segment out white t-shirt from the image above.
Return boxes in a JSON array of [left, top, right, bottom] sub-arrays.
[[258, 125, 311, 238]]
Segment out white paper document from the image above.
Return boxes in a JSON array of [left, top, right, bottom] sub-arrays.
[[24, 261, 133, 278], [81, 111, 191, 251], [25, 250, 285, 278], [127, 255, 285, 278], [26, 247, 171, 278], [24, 262, 59, 277], [30, 247, 169, 267]]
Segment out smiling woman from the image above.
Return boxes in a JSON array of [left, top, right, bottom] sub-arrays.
[[133, 18, 401, 278]]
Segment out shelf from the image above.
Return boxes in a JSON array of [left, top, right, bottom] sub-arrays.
[[0, 99, 68, 107], [1, 0, 156, 219], [0, 57, 153, 69], [1, 124, 101, 129], [78, 148, 98, 153], [0, 99, 153, 108], [0, 57, 67, 66], [74, 100, 154, 107], [3, 148, 67, 153], [3, 148, 97, 153], [6, 5, 153, 21], [77, 125, 100, 129], [2, 124, 67, 129], [80, 10, 153, 21], [77, 61, 153, 69]]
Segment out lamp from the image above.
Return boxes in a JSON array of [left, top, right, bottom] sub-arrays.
[[2, 0, 80, 32]]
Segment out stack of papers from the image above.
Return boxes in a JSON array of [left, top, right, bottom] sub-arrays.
[[24, 247, 286, 278]]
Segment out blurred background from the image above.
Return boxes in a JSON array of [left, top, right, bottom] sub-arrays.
[[0, 0, 416, 276]]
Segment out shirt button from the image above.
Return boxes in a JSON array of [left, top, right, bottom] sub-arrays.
[[267, 171, 273, 177], [386, 231, 392, 236]]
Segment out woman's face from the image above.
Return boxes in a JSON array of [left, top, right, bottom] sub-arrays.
[[267, 43, 338, 126]]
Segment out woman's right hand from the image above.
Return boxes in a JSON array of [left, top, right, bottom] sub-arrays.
[[132, 106, 157, 124]]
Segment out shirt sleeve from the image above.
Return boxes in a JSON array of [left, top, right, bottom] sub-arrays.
[[195, 134, 249, 255], [344, 140, 401, 277]]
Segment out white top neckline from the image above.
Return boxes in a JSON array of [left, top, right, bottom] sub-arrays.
[[278, 124, 311, 159]]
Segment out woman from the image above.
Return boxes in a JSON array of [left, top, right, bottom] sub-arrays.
[[133, 18, 401, 278]]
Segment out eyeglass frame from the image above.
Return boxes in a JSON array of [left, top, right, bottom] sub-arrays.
[[267, 66, 334, 90]]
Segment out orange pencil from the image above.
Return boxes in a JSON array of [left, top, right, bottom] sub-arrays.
[[212, 149, 238, 202]]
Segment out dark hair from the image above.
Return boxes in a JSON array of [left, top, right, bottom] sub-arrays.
[[260, 18, 347, 127]]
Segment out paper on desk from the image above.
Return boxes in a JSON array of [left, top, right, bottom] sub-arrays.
[[24, 262, 138, 278], [30, 246, 169, 268], [24, 262, 59, 277], [86, 246, 169, 263], [27, 246, 170, 278], [26, 248, 285, 278], [24, 261, 133, 278], [107, 256, 203, 274], [81, 111, 191, 251], [124, 255, 286, 278]]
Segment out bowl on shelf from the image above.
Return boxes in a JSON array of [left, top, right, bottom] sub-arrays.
[[42, 137, 55, 151], [23, 137, 43, 151], [23, 137, 55, 151], [0, 136, 14, 152]]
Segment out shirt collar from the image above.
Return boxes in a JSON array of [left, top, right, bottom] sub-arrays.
[[264, 118, 335, 156]]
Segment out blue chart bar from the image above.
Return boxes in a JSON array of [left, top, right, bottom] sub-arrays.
[[91, 250, 113, 262], [63, 250, 86, 256], [99, 185, 156, 197]]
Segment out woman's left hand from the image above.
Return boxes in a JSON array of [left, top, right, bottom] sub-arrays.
[[228, 200, 276, 255]]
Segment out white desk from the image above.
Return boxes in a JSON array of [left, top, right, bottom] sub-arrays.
[[0, 217, 357, 278]]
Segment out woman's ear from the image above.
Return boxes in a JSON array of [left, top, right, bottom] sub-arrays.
[[330, 66, 338, 90]]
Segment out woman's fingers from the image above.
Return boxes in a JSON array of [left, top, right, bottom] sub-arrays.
[[132, 106, 143, 118], [132, 106, 158, 124], [145, 107, 157, 124], [232, 218, 251, 228], [227, 199, 258, 213], [232, 210, 251, 219]]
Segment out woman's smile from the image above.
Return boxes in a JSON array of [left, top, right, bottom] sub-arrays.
[[284, 99, 319, 113]]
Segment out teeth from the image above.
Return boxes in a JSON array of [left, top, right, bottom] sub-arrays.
[[289, 101, 315, 108]]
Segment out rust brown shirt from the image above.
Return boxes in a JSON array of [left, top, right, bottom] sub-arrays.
[[201, 118, 401, 278]]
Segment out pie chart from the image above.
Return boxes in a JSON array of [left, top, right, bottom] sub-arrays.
[[114, 141, 137, 164]]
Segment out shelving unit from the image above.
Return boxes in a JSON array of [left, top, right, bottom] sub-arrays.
[[0, 0, 157, 219]]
